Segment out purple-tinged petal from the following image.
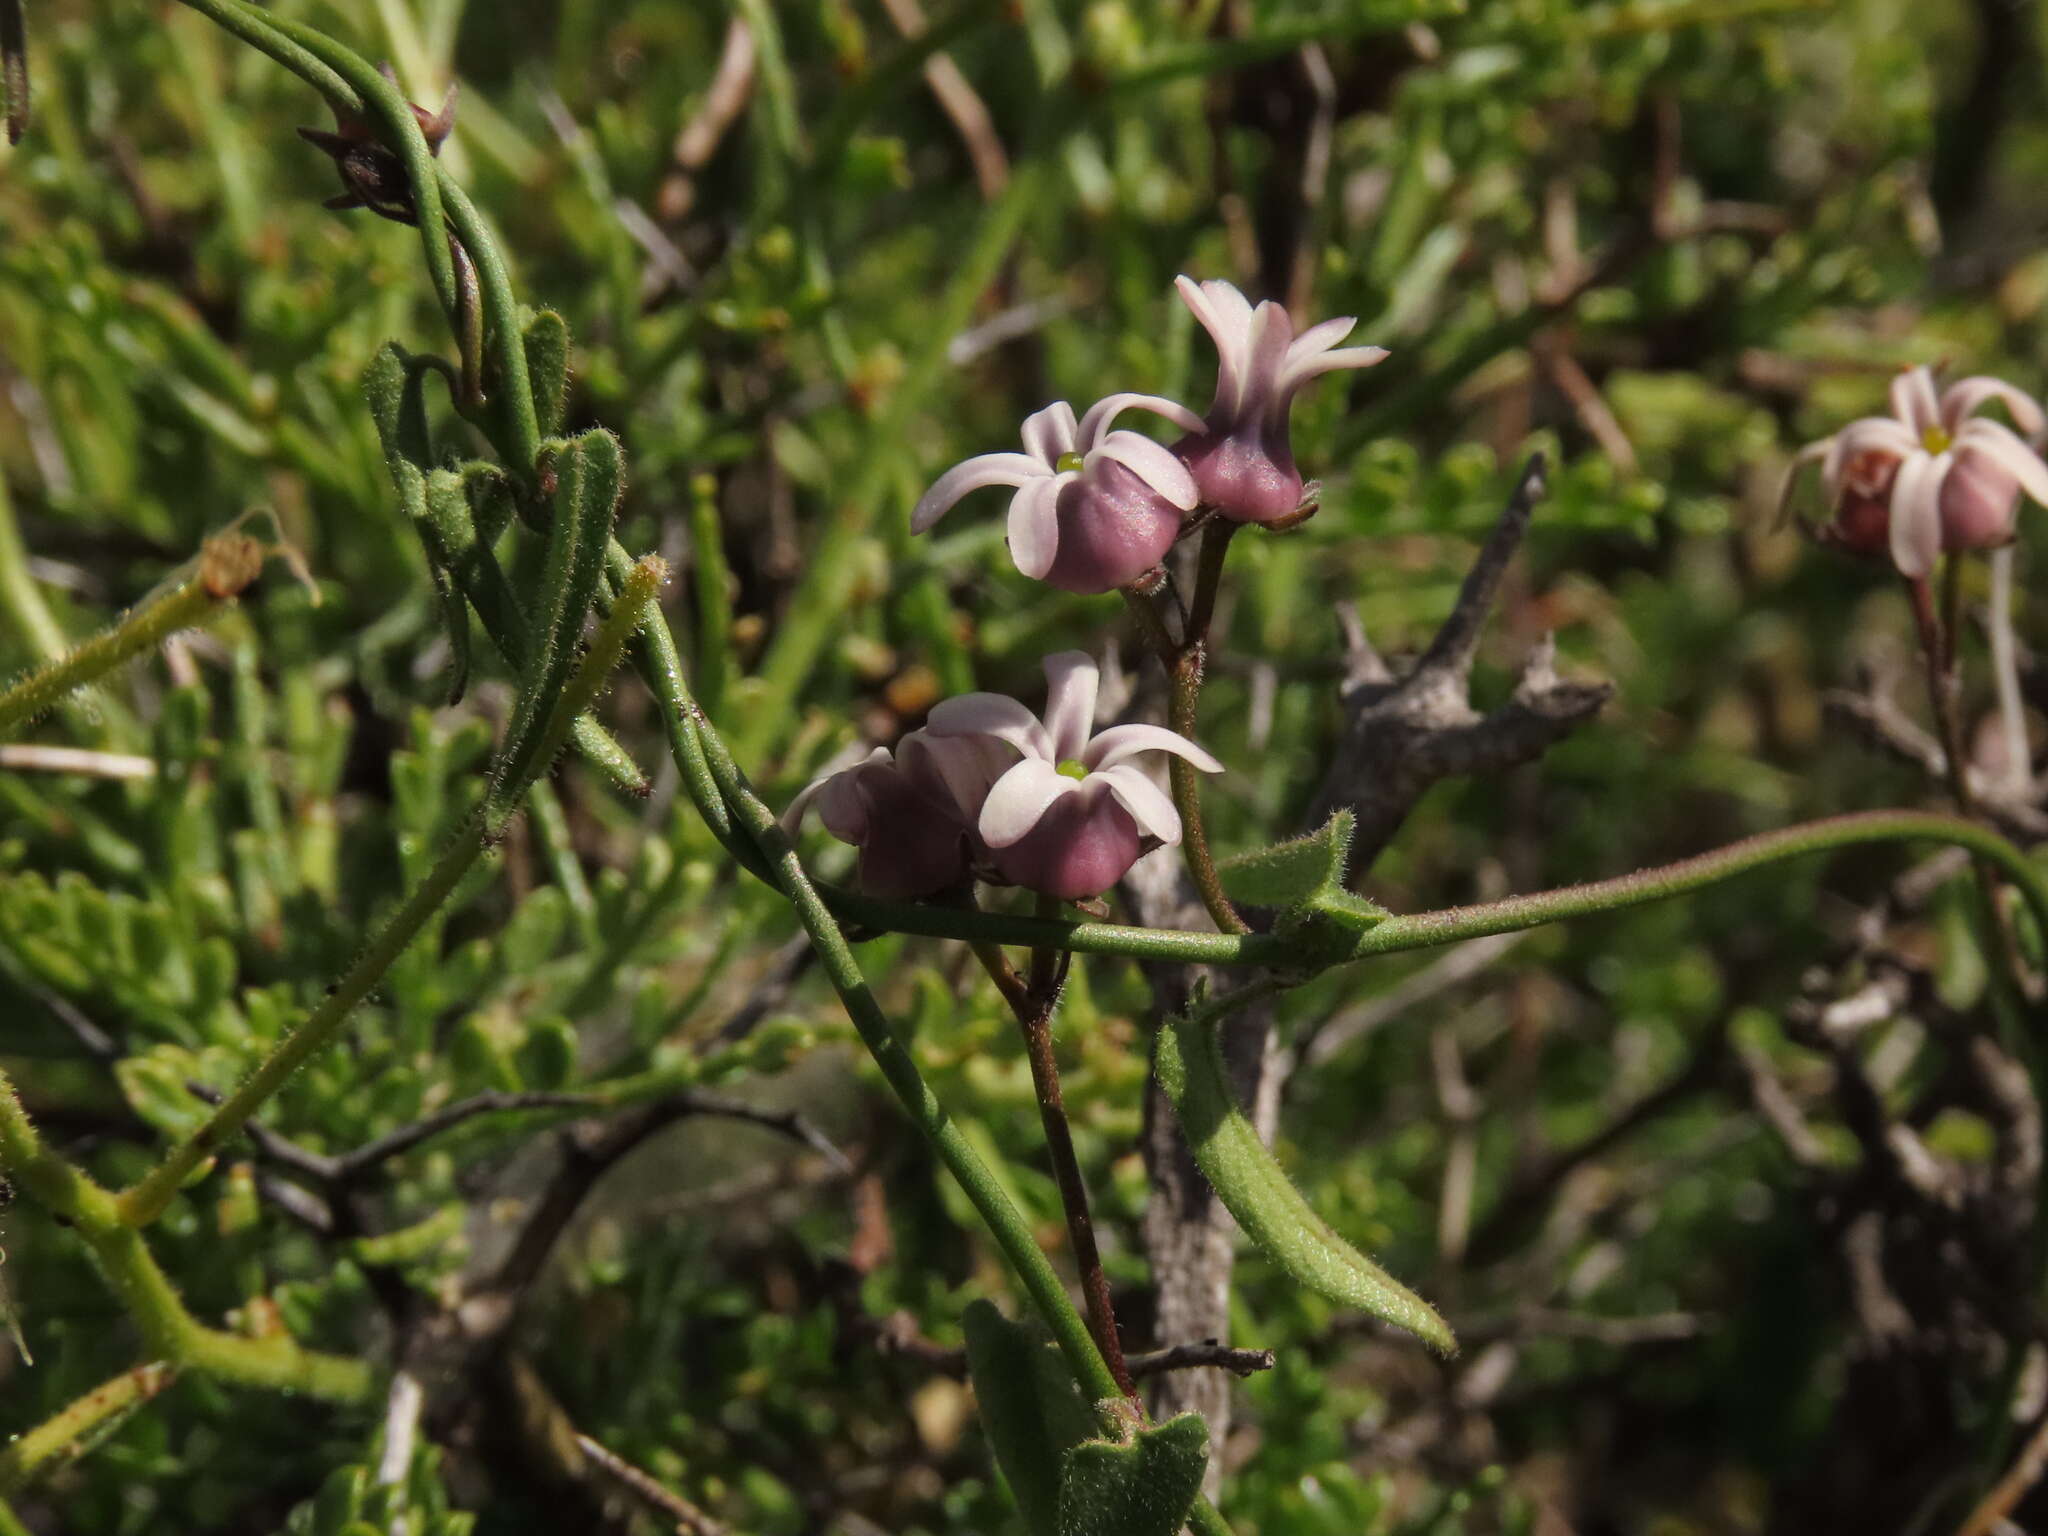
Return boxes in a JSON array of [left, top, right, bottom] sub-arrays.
[[901, 729, 1017, 828], [1020, 400, 1079, 468], [1888, 450, 1947, 579], [1090, 431, 1198, 508], [926, 692, 1053, 760], [1890, 367, 1941, 436], [780, 746, 891, 835], [1041, 463, 1186, 593], [1096, 763, 1181, 845], [813, 765, 880, 845], [990, 784, 1144, 900], [1824, 417, 1917, 490], [1953, 419, 2048, 507], [1942, 377, 2046, 439], [1041, 651, 1100, 762], [979, 758, 1077, 848], [1006, 474, 1067, 580], [1081, 723, 1223, 774], [1076, 391, 1206, 449], [913, 452, 1044, 533]]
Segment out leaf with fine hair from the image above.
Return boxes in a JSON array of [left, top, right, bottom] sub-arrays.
[[522, 308, 571, 440], [963, 1300, 1095, 1535], [1055, 1414, 1209, 1536], [494, 428, 623, 797], [1156, 988, 1455, 1355]]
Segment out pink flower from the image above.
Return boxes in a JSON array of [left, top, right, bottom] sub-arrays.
[[924, 651, 1223, 902], [912, 395, 1206, 594], [783, 731, 1009, 901], [1172, 276, 1388, 525], [1784, 366, 2048, 578]]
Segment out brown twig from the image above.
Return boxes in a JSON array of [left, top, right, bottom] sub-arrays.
[[876, 0, 1007, 199], [656, 18, 756, 225], [973, 932, 1137, 1399], [575, 1432, 729, 1536]]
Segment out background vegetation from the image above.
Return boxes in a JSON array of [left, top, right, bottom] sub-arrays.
[[5, 0, 2048, 1532]]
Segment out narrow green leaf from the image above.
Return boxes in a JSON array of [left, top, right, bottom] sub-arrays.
[[1055, 1414, 1209, 1536], [523, 309, 572, 440], [496, 429, 623, 799], [964, 1300, 1095, 1535], [1157, 990, 1455, 1355]]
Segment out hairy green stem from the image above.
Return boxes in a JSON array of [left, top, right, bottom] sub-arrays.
[[436, 170, 543, 480], [0, 1363, 178, 1496], [0, 578, 216, 741], [1350, 810, 2048, 965]]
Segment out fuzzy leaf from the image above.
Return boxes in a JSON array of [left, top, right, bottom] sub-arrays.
[[1157, 991, 1455, 1355], [964, 1300, 1096, 1535], [1055, 1414, 1208, 1536], [523, 309, 571, 440], [1219, 809, 1354, 909], [494, 429, 624, 802]]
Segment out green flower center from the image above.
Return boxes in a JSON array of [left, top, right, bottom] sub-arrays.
[[1056, 758, 1090, 781], [1054, 451, 1085, 474], [1922, 424, 1952, 455]]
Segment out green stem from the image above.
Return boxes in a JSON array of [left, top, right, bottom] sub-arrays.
[[0, 465, 72, 662], [648, 645, 1131, 1413], [1350, 810, 2048, 965], [0, 579, 216, 741], [436, 170, 543, 480], [169, 0, 354, 112], [0, 1363, 178, 1495]]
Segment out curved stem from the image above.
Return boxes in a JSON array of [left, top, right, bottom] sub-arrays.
[[1352, 810, 2048, 966], [0, 1361, 179, 1494]]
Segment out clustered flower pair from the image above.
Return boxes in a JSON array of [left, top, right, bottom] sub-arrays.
[[913, 274, 1388, 593], [790, 276, 1373, 902], [1787, 365, 2048, 579], [782, 651, 1221, 902]]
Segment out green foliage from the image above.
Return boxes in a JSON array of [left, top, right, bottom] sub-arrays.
[[1157, 987, 1456, 1355]]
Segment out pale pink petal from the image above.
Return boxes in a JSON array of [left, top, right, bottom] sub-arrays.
[[1888, 450, 1948, 579], [1954, 419, 2048, 507], [814, 756, 894, 844], [1282, 314, 1358, 365], [1889, 367, 1941, 436], [1178, 275, 1254, 417], [926, 693, 1053, 760], [1020, 401, 1079, 468], [1081, 723, 1224, 774], [1240, 300, 1294, 422], [1278, 343, 1389, 397], [1090, 431, 1198, 508], [979, 758, 1078, 848], [1075, 391, 1206, 449], [1041, 651, 1100, 763], [1941, 377, 2046, 439], [913, 453, 1044, 533], [1096, 763, 1182, 845], [1006, 474, 1067, 580]]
